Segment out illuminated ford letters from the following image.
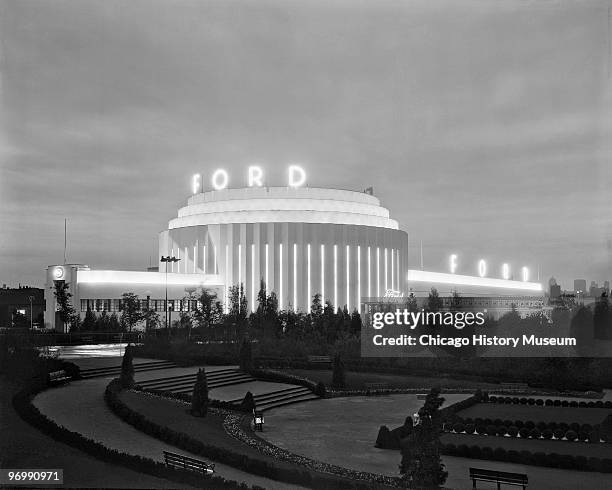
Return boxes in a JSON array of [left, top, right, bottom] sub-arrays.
[[192, 165, 307, 193]]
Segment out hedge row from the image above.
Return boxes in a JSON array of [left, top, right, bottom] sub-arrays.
[[12, 383, 259, 489], [486, 395, 612, 408], [442, 443, 612, 473], [133, 386, 255, 413], [249, 368, 326, 397], [446, 422, 603, 443], [106, 380, 374, 489]]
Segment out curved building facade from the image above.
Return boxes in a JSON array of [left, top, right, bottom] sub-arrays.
[[159, 187, 409, 313]]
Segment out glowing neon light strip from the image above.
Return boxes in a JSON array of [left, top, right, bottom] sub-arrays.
[[406, 270, 542, 291]]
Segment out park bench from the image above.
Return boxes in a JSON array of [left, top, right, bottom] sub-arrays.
[[469, 467, 527, 489], [163, 450, 215, 475], [307, 355, 332, 365], [80, 335, 94, 343], [499, 382, 529, 392], [48, 370, 71, 386], [365, 382, 389, 391]]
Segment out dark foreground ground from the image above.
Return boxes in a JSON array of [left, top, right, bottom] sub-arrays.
[[0, 376, 177, 489]]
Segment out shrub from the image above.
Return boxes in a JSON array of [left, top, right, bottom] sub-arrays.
[[452, 422, 465, 433], [518, 428, 530, 439], [465, 424, 476, 434], [570, 423, 580, 432], [191, 368, 209, 417], [525, 421, 535, 430], [529, 428, 541, 439], [536, 399, 544, 406], [515, 420, 524, 429], [314, 381, 326, 397], [565, 430, 578, 442], [578, 431, 589, 442], [507, 426, 519, 437], [553, 429, 565, 440], [476, 425, 487, 435], [536, 421, 547, 431], [569, 401, 578, 408], [486, 425, 497, 436], [542, 429, 553, 440], [519, 397, 528, 404], [489, 395, 498, 403], [527, 398, 535, 405], [496, 425, 507, 437], [545, 399, 553, 406], [553, 399, 561, 407]]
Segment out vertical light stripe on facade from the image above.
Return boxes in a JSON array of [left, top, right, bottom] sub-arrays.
[[194, 244, 197, 273], [346, 245, 350, 311], [307, 244, 311, 313], [384, 248, 388, 291], [238, 244, 242, 286], [368, 246, 371, 297], [251, 244, 255, 312], [391, 248, 394, 290], [334, 244, 338, 309], [213, 245, 217, 274], [184, 247, 188, 274], [376, 247, 380, 297], [265, 243, 269, 289], [357, 245, 361, 312], [203, 245, 207, 274], [279, 243, 283, 310], [293, 243, 297, 311], [224, 244, 229, 313], [321, 244, 325, 305]]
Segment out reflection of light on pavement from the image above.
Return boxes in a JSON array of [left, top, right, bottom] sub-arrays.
[[44, 343, 139, 359]]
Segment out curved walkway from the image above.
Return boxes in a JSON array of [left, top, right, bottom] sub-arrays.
[[33, 377, 307, 490]]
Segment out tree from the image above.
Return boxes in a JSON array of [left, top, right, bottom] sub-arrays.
[[193, 288, 222, 329], [405, 293, 418, 313], [239, 338, 252, 372], [228, 284, 248, 328], [120, 293, 143, 332], [594, 296, 611, 340], [332, 353, 346, 389], [120, 344, 135, 388], [82, 309, 97, 331], [426, 288, 443, 312], [191, 368, 209, 417], [109, 313, 121, 332], [400, 387, 448, 488], [311, 293, 323, 318], [96, 310, 111, 330], [350, 309, 362, 336], [53, 281, 78, 331], [142, 304, 161, 332]]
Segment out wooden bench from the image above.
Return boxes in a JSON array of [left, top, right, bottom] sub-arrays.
[[163, 450, 214, 475], [307, 355, 332, 365], [365, 382, 389, 391], [469, 467, 527, 489], [48, 370, 71, 386]]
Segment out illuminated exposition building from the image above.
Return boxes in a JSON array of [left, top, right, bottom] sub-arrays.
[[159, 186, 408, 314], [44, 167, 542, 331]]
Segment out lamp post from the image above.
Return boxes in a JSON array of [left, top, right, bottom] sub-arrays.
[[160, 256, 180, 333], [28, 295, 34, 330]]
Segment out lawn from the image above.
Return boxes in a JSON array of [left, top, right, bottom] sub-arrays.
[[1, 377, 175, 489], [442, 433, 612, 459], [285, 368, 500, 391], [457, 403, 610, 425]]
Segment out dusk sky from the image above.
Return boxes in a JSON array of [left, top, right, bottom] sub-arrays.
[[1, 0, 610, 290]]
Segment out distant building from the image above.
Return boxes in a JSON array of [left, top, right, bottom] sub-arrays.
[[550, 284, 561, 299], [589, 281, 605, 298], [0, 286, 45, 329], [574, 279, 587, 294]]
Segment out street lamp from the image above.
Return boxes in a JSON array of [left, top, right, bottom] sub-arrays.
[[160, 256, 180, 332], [28, 295, 34, 330]]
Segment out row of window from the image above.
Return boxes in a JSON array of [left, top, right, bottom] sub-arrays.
[[80, 299, 199, 313]]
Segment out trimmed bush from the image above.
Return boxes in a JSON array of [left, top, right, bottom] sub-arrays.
[[529, 428, 541, 439], [507, 426, 519, 437], [553, 429, 565, 440], [452, 422, 465, 433], [542, 429, 553, 440], [565, 430, 578, 442], [518, 428, 530, 439]]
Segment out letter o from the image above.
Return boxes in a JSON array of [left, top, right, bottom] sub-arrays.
[[478, 259, 487, 277], [211, 169, 228, 190]]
